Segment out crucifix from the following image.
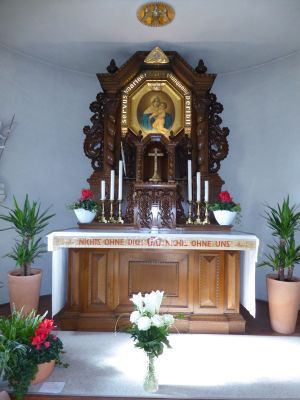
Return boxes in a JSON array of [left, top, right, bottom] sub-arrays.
[[148, 147, 164, 182]]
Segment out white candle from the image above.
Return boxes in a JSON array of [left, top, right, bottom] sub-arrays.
[[118, 160, 123, 201], [187, 160, 192, 202], [110, 170, 115, 201], [101, 180, 105, 201], [204, 180, 209, 202], [196, 172, 201, 202]]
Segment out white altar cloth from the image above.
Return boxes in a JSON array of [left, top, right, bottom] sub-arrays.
[[47, 229, 259, 318]]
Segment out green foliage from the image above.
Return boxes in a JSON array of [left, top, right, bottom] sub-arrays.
[[0, 308, 45, 344], [0, 195, 54, 274], [67, 199, 99, 212], [259, 196, 300, 281], [129, 325, 171, 357], [208, 202, 241, 212], [264, 196, 300, 240]]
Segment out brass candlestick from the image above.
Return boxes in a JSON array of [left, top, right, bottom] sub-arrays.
[[194, 201, 202, 225], [186, 201, 193, 225], [109, 200, 116, 223], [116, 201, 124, 224], [202, 201, 210, 225], [99, 200, 107, 223]]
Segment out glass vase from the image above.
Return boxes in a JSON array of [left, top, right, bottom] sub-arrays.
[[144, 354, 158, 393]]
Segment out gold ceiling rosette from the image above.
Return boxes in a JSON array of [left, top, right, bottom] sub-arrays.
[[137, 2, 175, 27]]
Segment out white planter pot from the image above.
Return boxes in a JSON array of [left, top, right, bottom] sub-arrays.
[[74, 208, 96, 223], [213, 210, 236, 225]]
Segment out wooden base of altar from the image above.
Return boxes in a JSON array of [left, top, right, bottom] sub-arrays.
[[55, 247, 245, 334]]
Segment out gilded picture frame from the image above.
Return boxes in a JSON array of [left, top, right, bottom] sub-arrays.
[[121, 72, 191, 138]]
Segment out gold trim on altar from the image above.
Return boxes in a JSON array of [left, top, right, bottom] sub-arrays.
[[51, 235, 257, 252]]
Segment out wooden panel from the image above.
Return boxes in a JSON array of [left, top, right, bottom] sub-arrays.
[[87, 252, 107, 308], [224, 251, 240, 313], [114, 250, 193, 313], [62, 248, 244, 333], [193, 251, 224, 314], [68, 249, 81, 310], [80, 249, 113, 313], [129, 261, 179, 295]]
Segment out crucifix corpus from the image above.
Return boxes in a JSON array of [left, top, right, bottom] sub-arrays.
[[148, 147, 164, 182]]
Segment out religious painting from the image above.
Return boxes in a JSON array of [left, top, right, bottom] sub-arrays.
[[121, 72, 191, 138], [137, 91, 175, 135]]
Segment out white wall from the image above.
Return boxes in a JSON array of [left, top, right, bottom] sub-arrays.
[[0, 46, 98, 303], [214, 51, 300, 300]]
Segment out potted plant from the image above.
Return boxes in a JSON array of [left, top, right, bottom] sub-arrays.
[[208, 190, 241, 225], [259, 196, 300, 334], [0, 195, 54, 314], [68, 189, 99, 223], [0, 308, 67, 400]]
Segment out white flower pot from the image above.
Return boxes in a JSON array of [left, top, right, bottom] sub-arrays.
[[213, 210, 236, 225], [74, 208, 96, 223]]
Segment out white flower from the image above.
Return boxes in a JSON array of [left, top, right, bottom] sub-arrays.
[[130, 292, 144, 313], [137, 316, 151, 331], [144, 290, 164, 315], [163, 314, 174, 326], [130, 310, 141, 324], [151, 314, 164, 328]]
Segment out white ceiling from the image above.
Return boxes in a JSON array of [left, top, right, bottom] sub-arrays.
[[1, 0, 300, 75]]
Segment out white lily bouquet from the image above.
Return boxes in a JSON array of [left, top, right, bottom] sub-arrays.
[[129, 290, 174, 392]]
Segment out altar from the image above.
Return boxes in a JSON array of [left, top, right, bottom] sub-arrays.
[[48, 48, 260, 334], [47, 229, 258, 333]]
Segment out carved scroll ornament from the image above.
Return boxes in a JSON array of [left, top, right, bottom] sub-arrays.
[[208, 93, 229, 174], [83, 92, 105, 171]]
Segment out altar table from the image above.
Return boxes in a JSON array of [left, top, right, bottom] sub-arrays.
[[47, 229, 259, 333]]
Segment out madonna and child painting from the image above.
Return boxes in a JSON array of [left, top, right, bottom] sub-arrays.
[[137, 93, 174, 135]]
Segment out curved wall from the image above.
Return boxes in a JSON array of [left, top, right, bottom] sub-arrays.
[[0, 46, 98, 303], [214, 51, 300, 300]]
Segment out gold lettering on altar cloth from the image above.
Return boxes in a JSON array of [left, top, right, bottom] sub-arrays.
[[51, 236, 257, 251]]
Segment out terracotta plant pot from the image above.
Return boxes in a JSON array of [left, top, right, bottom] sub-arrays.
[[31, 360, 55, 385], [266, 273, 300, 334], [8, 268, 42, 315]]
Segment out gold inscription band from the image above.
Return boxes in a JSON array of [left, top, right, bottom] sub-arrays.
[[51, 236, 257, 251]]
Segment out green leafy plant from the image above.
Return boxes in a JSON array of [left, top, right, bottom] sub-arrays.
[[0, 308, 67, 400], [259, 196, 300, 281], [0, 195, 54, 276], [67, 189, 99, 212]]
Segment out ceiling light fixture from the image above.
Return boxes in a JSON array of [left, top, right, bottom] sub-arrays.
[[137, 2, 175, 27]]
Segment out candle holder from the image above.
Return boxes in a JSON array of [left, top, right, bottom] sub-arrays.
[[186, 201, 193, 225], [99, 200, 108, 223], [194, 201, 202, 225], [202, 201, 210, 225], [116, 201, 124, 224], [109, 200, 116, 223]]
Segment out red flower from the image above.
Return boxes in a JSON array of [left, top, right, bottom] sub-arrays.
[[44, 341, 50, 348], [80, 189, 93, 200], [31, 319, 56, 349], [219, 191, 233, 203]]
